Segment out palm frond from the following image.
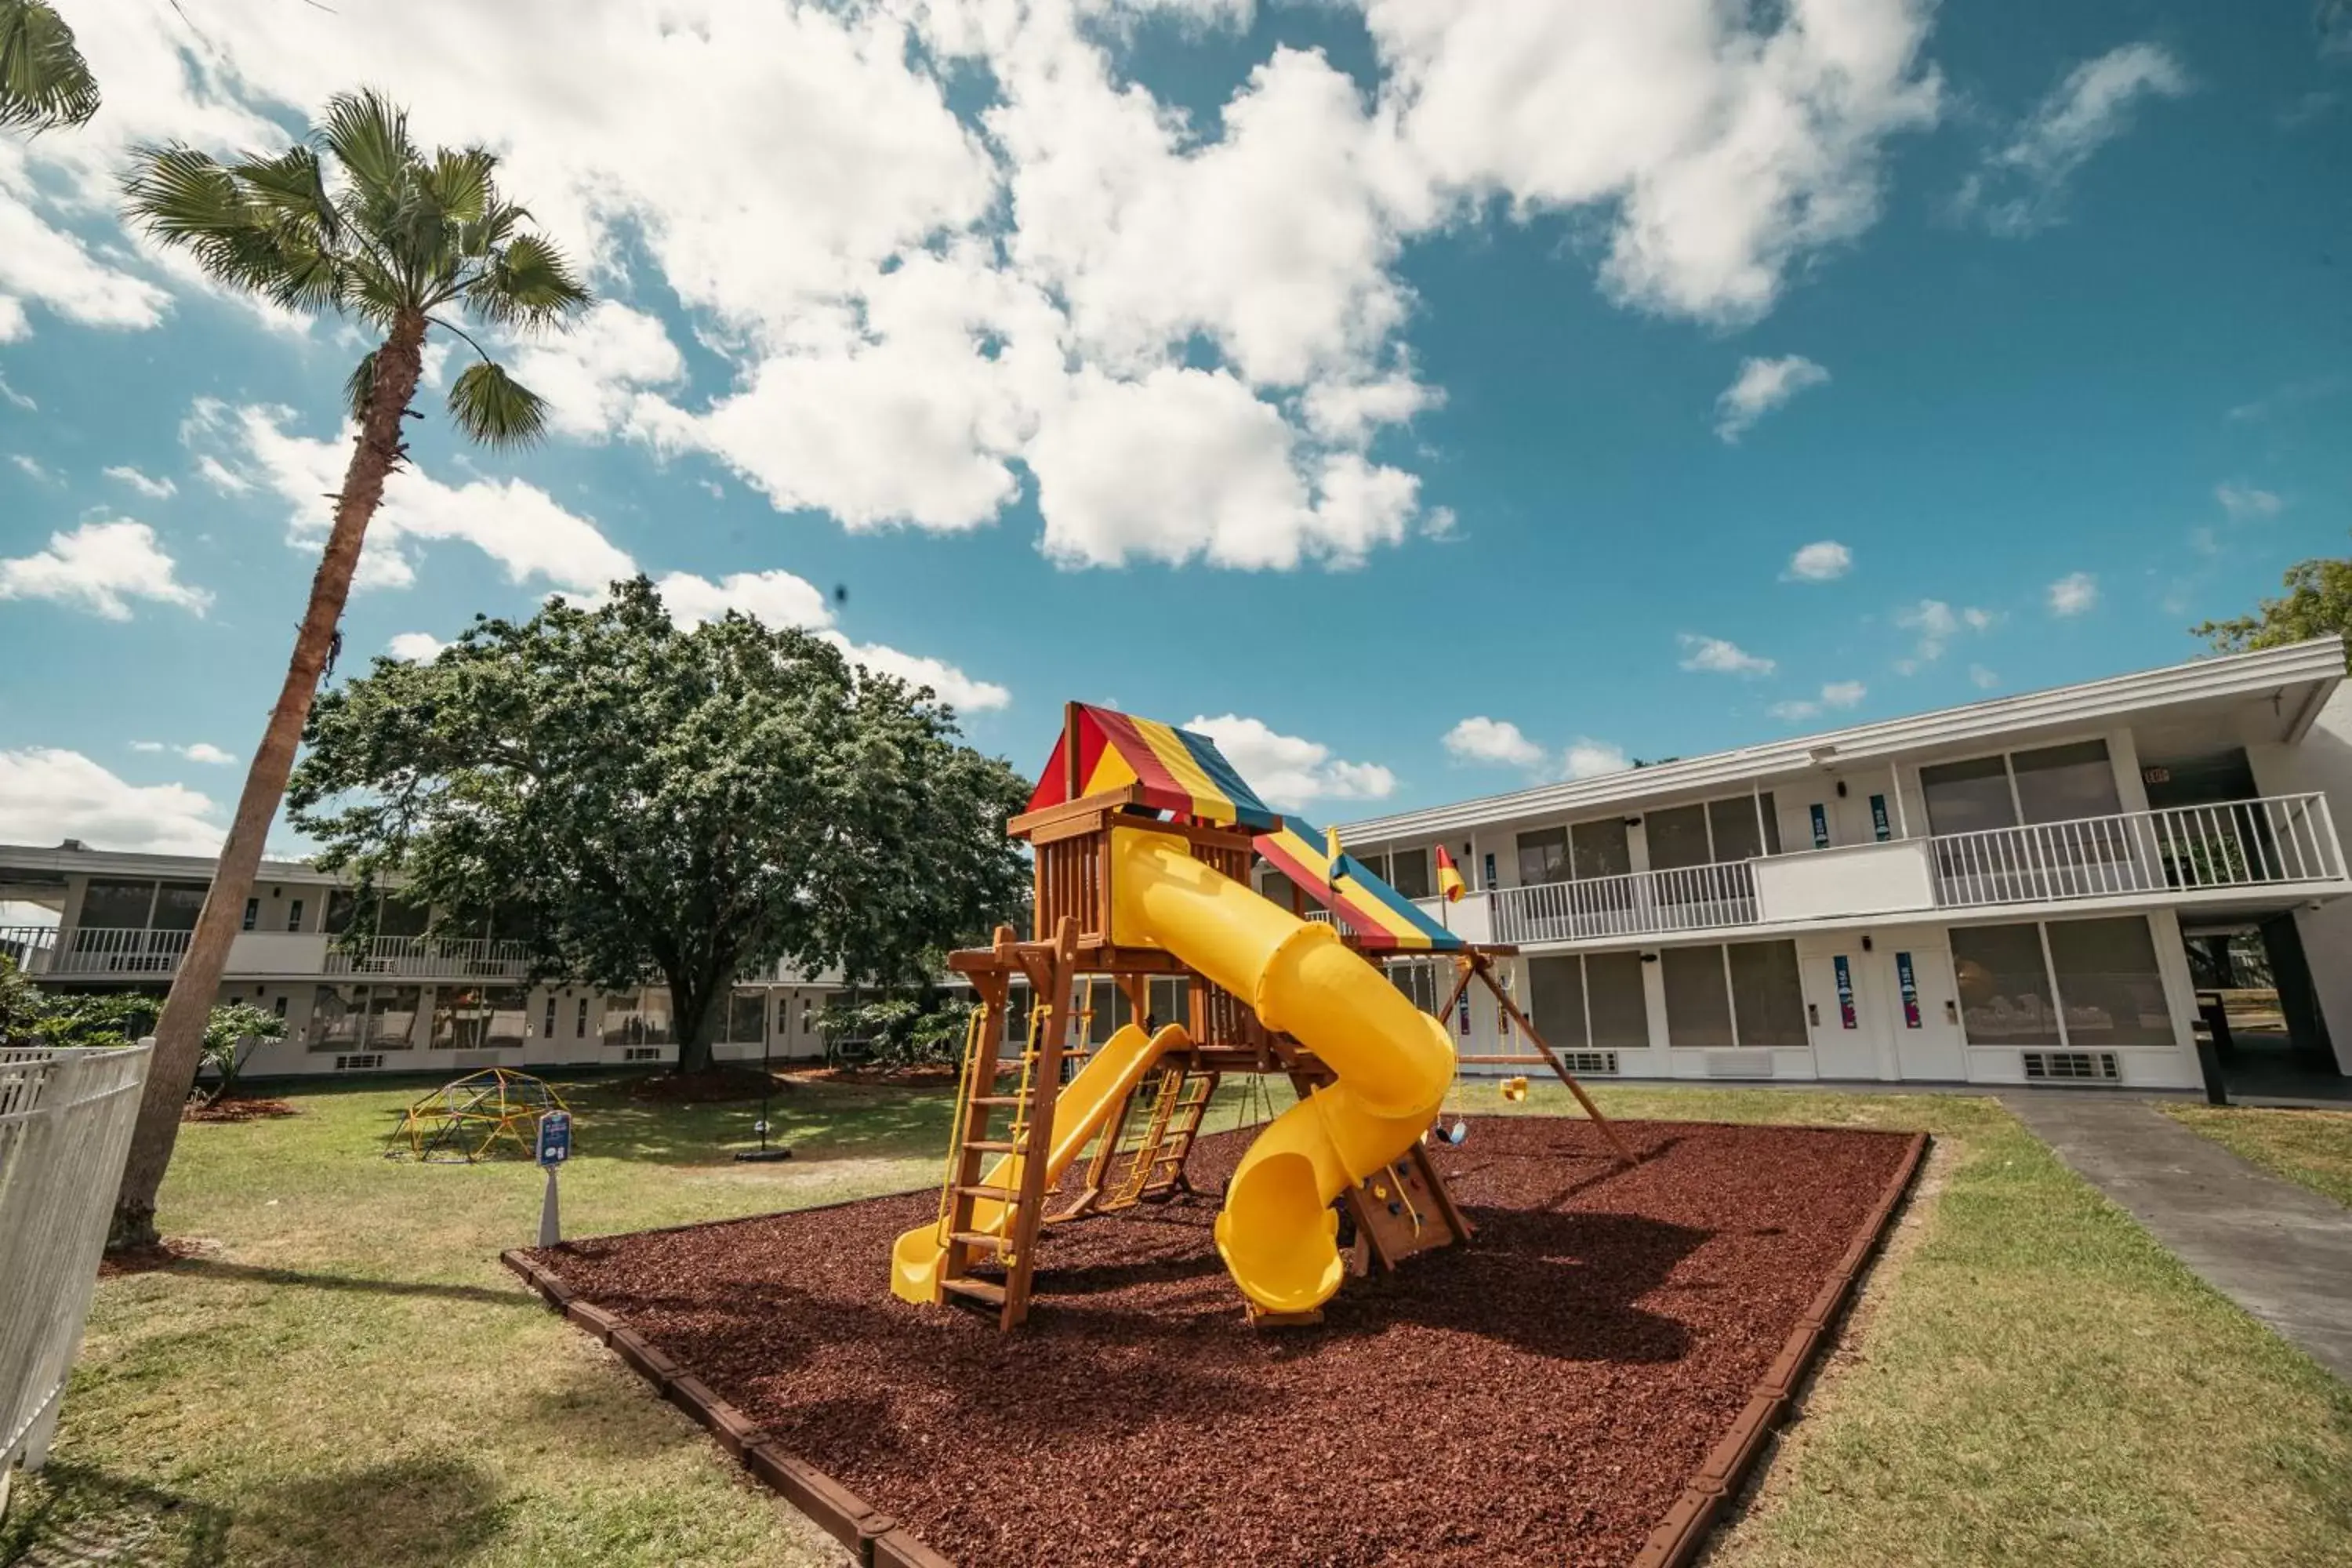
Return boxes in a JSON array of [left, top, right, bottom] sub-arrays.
[[466, 232, 589, 328], [318, 88, 415, 201], [0, 0, 100, 132], [344, 349, 379, 423], [445, 359, 548, 448], [229, 144, 338, 240], [422, 147, 495, 227]]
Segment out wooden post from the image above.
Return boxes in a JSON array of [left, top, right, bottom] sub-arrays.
[[1000, 916, 1077, 1329], [1472, 950, 1638, 1168]]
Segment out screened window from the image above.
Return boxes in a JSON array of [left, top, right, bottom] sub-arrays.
[[1259, 869, 1302, 912], [379, 895, 431, 938], [1570, 819, 1632, 880], [1387, 847, 1432, 901], [1516, 827, 1569, 886], [727, 989, 768, 1044], [1708, 797, 1767, 863], [1951, 924, 2061, 1045], [1527, 955, 1588, 1052], [601, 991, 673, 1046], [150, 883, 209, 931], [2013, 740, 2121, 825], [1661, 946, 1736, 1049], [2046, 917, 2172, 1046], [81, 879, 154, 928], [1147, 976, 1189, 1029], [325, 890, 361, 935], [368, 985, 421, 1049], [1644, 805, 1712, 871], [1584, 953, 1650, 1052], [1921, 755, 2017, 836], [432, 986, 487, 1051], [1727, 941, 1808, 1047], [308, 985, 363, 1050]]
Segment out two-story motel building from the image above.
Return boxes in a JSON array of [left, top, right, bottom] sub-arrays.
[[5, 637, 2350, 1091], [1319, 636, 2352, 1092]]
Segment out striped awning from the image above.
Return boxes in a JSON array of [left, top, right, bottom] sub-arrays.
[[1026, 705, 1280, 832]]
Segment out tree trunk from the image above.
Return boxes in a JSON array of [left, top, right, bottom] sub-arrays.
[[110, 314, 430, 1250], [671, 978, 723, 1076]]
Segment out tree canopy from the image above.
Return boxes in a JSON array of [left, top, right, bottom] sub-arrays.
[[287, 578, 1032, 1074], [0, 0, 99, 132], [2193, 541, 2352, 666]]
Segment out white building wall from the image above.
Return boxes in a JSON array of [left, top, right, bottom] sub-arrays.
[[2247, 683, 2352, 1072]]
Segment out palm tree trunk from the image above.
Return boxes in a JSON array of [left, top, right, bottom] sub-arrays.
[[109, 313, 430, 1249]]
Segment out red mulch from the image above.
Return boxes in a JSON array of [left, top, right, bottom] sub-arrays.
[[787, 1063, 963, 1087], [181, 1095, 298, 1123], [532, 1118, 1913, 1566], [625, 1068, 789, 1104]]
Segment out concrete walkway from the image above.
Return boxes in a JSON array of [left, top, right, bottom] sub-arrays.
[[2000, 1091, 2352, 1383]]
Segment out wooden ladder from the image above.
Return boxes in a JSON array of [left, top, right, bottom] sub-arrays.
[[1113, 1068, 1217, 1206], [934, 920, 1077, 1330]]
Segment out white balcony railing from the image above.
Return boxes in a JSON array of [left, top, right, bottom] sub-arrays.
[[1932, 793, 2343, 909], [1481, 792, 2343, 946], [0, 925, 58, 976], [1490, 861, 1759, 946], [46, 927, 191, 977], [321, 935, 534, 978]]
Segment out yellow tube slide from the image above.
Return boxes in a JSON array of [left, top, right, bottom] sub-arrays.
[[891, 1020, 1186, 1305], [1109, 825, 1454, 1314]]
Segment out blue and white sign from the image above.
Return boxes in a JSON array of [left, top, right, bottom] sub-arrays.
[[1896, 951, 1922, 1029], [1831, 954, 1857, 1029], [1869, 793, 1891, 842], [535, 1109, 572, 1167], [1809, 803, 1831, 850]]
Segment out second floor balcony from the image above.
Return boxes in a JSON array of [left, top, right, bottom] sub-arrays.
[[0, 926, 534, 981], [1483, 793, 2345, 946]]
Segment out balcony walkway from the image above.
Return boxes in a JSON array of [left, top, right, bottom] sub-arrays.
[[2000, 1091, 2352, 1383]]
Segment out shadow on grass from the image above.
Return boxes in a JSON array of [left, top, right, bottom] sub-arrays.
[[0, 1462, 230, 1567], [163, 1258, 537, 1309], [547, 1081, 956, 1167], [241, 1456, 507, 1566]]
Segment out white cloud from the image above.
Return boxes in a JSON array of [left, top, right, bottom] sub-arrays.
[[193, 401, 637, 593], [1183, 714, 1396, 810], [1443, 717, 1546, 770], [0, 748, 224, 855], [2216, 481, 2283, 522], [1769, 678, 1867, 721], [0, 370, 33, 411], [1562, 738, 1633, 780], [386, 632, 447, 661], [1969, 663, 1999, 690], [1716, 355, 1829, 441], [2047, 571, 2099, 615], [180, 742, 236, 765], [0, 143, 173, 343], [129, 741, 165, 753], [1894, 597, 1995, 663], [104, 464, 178, 499], [1956, 42, 2190, 236], [1784, 539, 1853, 582], [830, 636, 1011, 713], [9, 454, 52, 481], [0, 518, 211, 619], [507, 301, 686, 441], [1679, 633, 1776, 677]]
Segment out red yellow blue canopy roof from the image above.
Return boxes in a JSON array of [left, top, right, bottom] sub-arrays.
[[1254, 817, 1464, 953], [1026, 705, 1280, 832]]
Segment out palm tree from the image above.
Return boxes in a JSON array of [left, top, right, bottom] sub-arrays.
[[0, 0, 100, 131], [111, 89, 589, 1247]]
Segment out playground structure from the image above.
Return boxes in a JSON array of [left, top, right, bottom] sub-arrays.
[[384, 1067, 570, 1162], [891, 703, 1628, 1330]]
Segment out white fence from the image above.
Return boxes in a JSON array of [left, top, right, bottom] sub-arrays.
[[1, 1041, 153, 1485], [1932, 793, 2343, 909], [1489, 861, 1759, 946], [321, 935, 534, 978]]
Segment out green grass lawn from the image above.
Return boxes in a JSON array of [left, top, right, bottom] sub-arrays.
[[2158, 1104, 2352, 1210], [5, 1074, 2350, 1567]]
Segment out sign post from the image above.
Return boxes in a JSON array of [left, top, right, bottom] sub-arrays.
[[535, 1109, 571, 1247]]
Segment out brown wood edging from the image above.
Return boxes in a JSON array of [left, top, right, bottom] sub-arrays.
[[499, 1247, 951, 1566], [1629, 1128, 1931, 1568]]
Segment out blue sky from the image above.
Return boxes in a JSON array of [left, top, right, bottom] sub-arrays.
[[2, 0, 2348, 858]]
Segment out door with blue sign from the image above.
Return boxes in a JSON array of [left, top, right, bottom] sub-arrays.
[[1802, 943, 1879, 1079], [1886, 942, 1966, 1080]]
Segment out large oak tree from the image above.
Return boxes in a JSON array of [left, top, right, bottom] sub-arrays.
[[286, 578, 1031, 1075]]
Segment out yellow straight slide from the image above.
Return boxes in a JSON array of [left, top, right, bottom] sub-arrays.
[[891, 1020, 1186, 1305], [1109, 824, 1454, 1315]]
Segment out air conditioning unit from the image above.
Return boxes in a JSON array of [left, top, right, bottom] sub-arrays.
[[1704, 1048, 1776, 1079], [332, 1053, 385, 1072], [2021, 1050, 2120, 1082], [1560, 1051, 1620, 1076], [622, 1046, 663, 1063]]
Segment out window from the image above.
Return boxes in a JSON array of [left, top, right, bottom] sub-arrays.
[[325, 890, 361, 935], [1259, 869, 1302, 911], [1584, 952, 1650, 1052], [242, 898, 259, 932], [1708, 797, 1772, 863], [1571, 818, 1632, 880], [543, 994, 558, 1040], [272, 994, 288, 1018], [728, 990, 768, 1045], [1645, 806, 1713, 872], [82, 879, 154, 928], [601, 991, 672, 1047], [1515, 827, 1568, 886], [1387, 847, 1432, 901], [144, 882, 207, 931], [367, 985, 421, 1049], [1951, 924, 2061, 1045], [1921, 754, 2017, 836], [2013, 741, 2120, 826], [432, 986, 487, 1051], [2046, 917, 2172, 1046], [379, 895, 431, 938], [1661, 946, 1736, 1049], [576, 997, 590, 1038], [1727, 941, 1808, 1047], [1148, 976, 1188, 1029], [285, 898, 303, 932], [482, 987, 528, 1047], [308, 985, 364, 1050], [1527, 956, 1588, 1052]]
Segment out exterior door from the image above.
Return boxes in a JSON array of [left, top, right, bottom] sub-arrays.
[[1880, 942, 1966, 1080], [1802, 944, 1881, 1079], [1832, 771, 1899, 848]]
